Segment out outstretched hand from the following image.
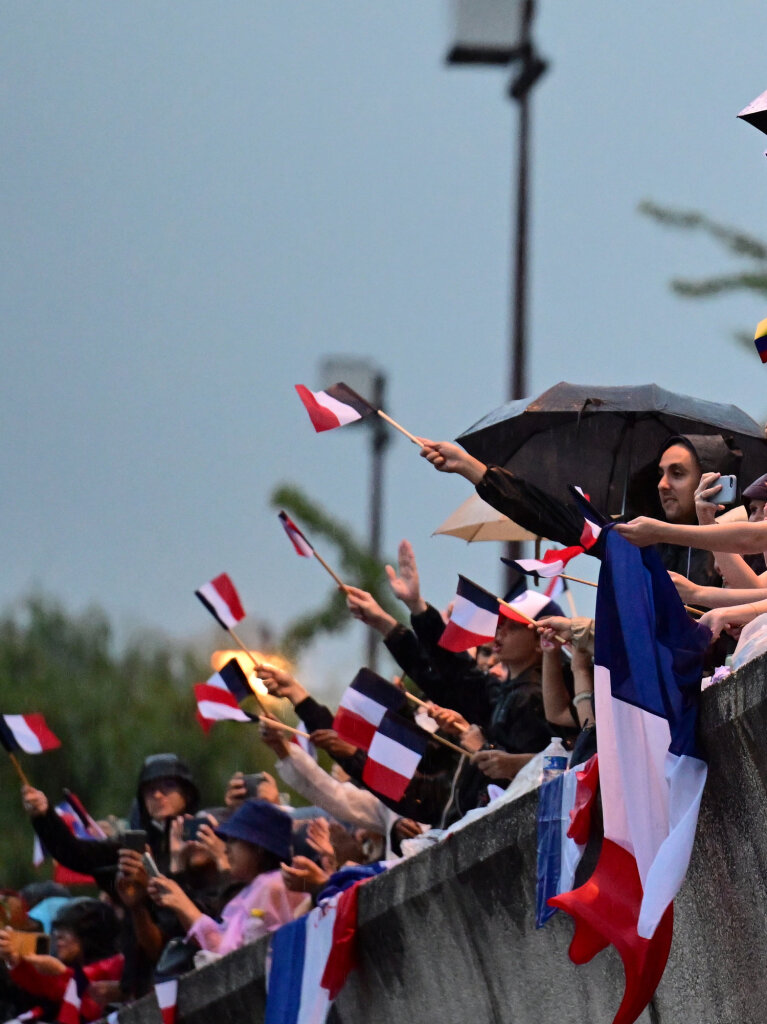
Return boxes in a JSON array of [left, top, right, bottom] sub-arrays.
[[385, 539, 427, 615], [418, 439, 487, 485]]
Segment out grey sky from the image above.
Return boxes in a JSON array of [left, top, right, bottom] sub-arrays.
[[2, 2, 767, 698]]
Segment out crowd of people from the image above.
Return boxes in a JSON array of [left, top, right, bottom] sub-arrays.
[[2, 428, 766, 1022]]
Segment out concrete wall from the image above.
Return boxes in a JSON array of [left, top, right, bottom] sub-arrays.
[[108, 653, 767, 1024]]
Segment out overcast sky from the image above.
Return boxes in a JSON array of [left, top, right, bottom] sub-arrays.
[[3, 2, 767, 699]]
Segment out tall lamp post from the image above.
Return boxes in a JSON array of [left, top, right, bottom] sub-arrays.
[[446, 0, 548, 587], [320, 357, 390, 672]]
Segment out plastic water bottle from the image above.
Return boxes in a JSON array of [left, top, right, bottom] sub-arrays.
[[541, 737, 569, 783]]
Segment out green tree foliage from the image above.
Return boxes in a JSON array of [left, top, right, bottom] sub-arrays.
[[271, 485, 400, 656], [639, 200, 767, 349], [0, 596, 280, 888]]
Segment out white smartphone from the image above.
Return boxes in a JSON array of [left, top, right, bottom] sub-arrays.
[[716, 474, 737, 505]]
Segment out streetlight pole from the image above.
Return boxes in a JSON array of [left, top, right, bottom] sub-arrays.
[[367, 372, 389, 672], [504, 0, 547, 589]]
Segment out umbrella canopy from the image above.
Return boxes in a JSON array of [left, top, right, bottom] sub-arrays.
[[457, 381, 767, 518], [432, 493, 538, 543]]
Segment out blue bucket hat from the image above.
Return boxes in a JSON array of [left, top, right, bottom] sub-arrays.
[[214, 799, 292, 861]]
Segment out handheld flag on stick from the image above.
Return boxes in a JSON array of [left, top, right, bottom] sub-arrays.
[[195, 658, 264, 728], [333, 669, 405, 750], [295, 383, 376, 432], [295, 381, 421, 445], [195, 574, 266, 705], [0, 714, 60, 786], [363, 712, 428, 801], [438, 576, 499, 652], [278, 512, 347, 589], [195, 573, 245, 629], [548, 529, 712, 1024]]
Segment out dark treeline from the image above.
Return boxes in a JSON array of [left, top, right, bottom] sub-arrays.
[[0, 596, 279, 887]]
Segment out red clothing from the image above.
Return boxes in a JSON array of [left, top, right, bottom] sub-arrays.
[[10, 953, 124, 1022]]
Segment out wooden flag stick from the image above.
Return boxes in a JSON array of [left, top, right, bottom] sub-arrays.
[[312, 550, 347, 591], [560, 573, 596, 589], [402, 692, 469, 754], [404, 690, 467, 732], [376, 410, 422, 446], [226, 628, 267, 714], [8, 753, 29, 787], [560, 574, 703, 617], [258, 716, 311, 741]]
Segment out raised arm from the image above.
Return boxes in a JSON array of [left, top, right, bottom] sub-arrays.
[[616, 517, 767, 554]]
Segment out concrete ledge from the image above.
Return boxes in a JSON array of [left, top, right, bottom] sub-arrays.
[[106, 653, 767, 1024]]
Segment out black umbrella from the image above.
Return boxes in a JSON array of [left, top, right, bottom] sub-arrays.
[[456, 381, 767, 518]]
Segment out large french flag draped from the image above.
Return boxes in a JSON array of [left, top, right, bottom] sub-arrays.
[[0, 714, 60, 754], [295, 382, 376, 433], [549, 529, 711, 1024], [265, 884, 362, 1024], [438, 575, 499, 652], [195, 573, 246, 630], [536, 755, 599, 928], [333, 669, 405, 750]]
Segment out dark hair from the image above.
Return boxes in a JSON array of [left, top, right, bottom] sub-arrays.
[[52, 898, 120, 963]]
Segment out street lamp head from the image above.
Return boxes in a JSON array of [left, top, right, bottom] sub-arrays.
[[446, 0, 527, 66]]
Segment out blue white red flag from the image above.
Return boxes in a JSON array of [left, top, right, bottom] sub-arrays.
[[332, 669, 405, 750], [508, 545, 586, 579], [265, 884, 363, 1024], [362, 711, 428, 801], [544, 574, 566, 603], [195, 659, 256, 728], [194, 683, 253, 727], [438, 575, 499, 653], [278, 512, 315, 558], [195, 573, 246, 630], [536, 755, 598, 927], [549, 529, 711, 1024], [498, 587, 555, 625], [0, 714, 60, 754], [295, 382, 376, 433], [154, 979, 178, 1024]]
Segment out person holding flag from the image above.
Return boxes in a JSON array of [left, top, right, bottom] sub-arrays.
[[344, 541, 563, 823]]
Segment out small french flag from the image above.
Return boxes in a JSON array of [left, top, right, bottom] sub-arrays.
[[155, 978, 178, 1024], [278, 512, 315, 558], [195, 659, 256, 727], [0, 714, 60, 754], [195, 573, 246, 630], [333, 669, 405, 751], [438, 576, 500, 653], [507, 544, 585, 579], [295, 382, 376, 433], [194, 683, 253, 727], [362, 712, 428, 802]]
